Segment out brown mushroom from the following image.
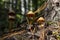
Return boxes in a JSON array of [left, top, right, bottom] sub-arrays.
[[8, 10, 15, 16], [26, 11, 35, 17], [8, 10, 15, 21], [37, 17, 45, 24]]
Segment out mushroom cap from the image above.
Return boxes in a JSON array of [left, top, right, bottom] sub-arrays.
[[8, 10, 15, 21], [37, 17, 45, 23], [8, 10, 15, 16], [26, 11, 35, 17]]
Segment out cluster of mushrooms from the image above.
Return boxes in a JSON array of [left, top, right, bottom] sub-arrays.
[[26, 11, 45, 28]]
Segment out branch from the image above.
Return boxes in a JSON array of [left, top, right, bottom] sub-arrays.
[[1, 30, 26, 40], [34, 2, 47, 14]]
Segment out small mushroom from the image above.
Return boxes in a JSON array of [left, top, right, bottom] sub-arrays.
[[8, 10, 15, 21], [37, 17, 45, 24], [26, 11, 35, 17], [8, 10, 15, 16]]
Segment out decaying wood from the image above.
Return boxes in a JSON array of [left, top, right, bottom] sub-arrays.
[[1, 30, 26, 40]]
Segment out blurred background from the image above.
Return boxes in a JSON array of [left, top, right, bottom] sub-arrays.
[[0, 0, 60, 40]]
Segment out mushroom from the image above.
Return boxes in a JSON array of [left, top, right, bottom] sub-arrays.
[[26, 11, 35, 17], [8, 10, 15, 16], [37, 17, 45, 24], [8, 10, 15, 21]]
